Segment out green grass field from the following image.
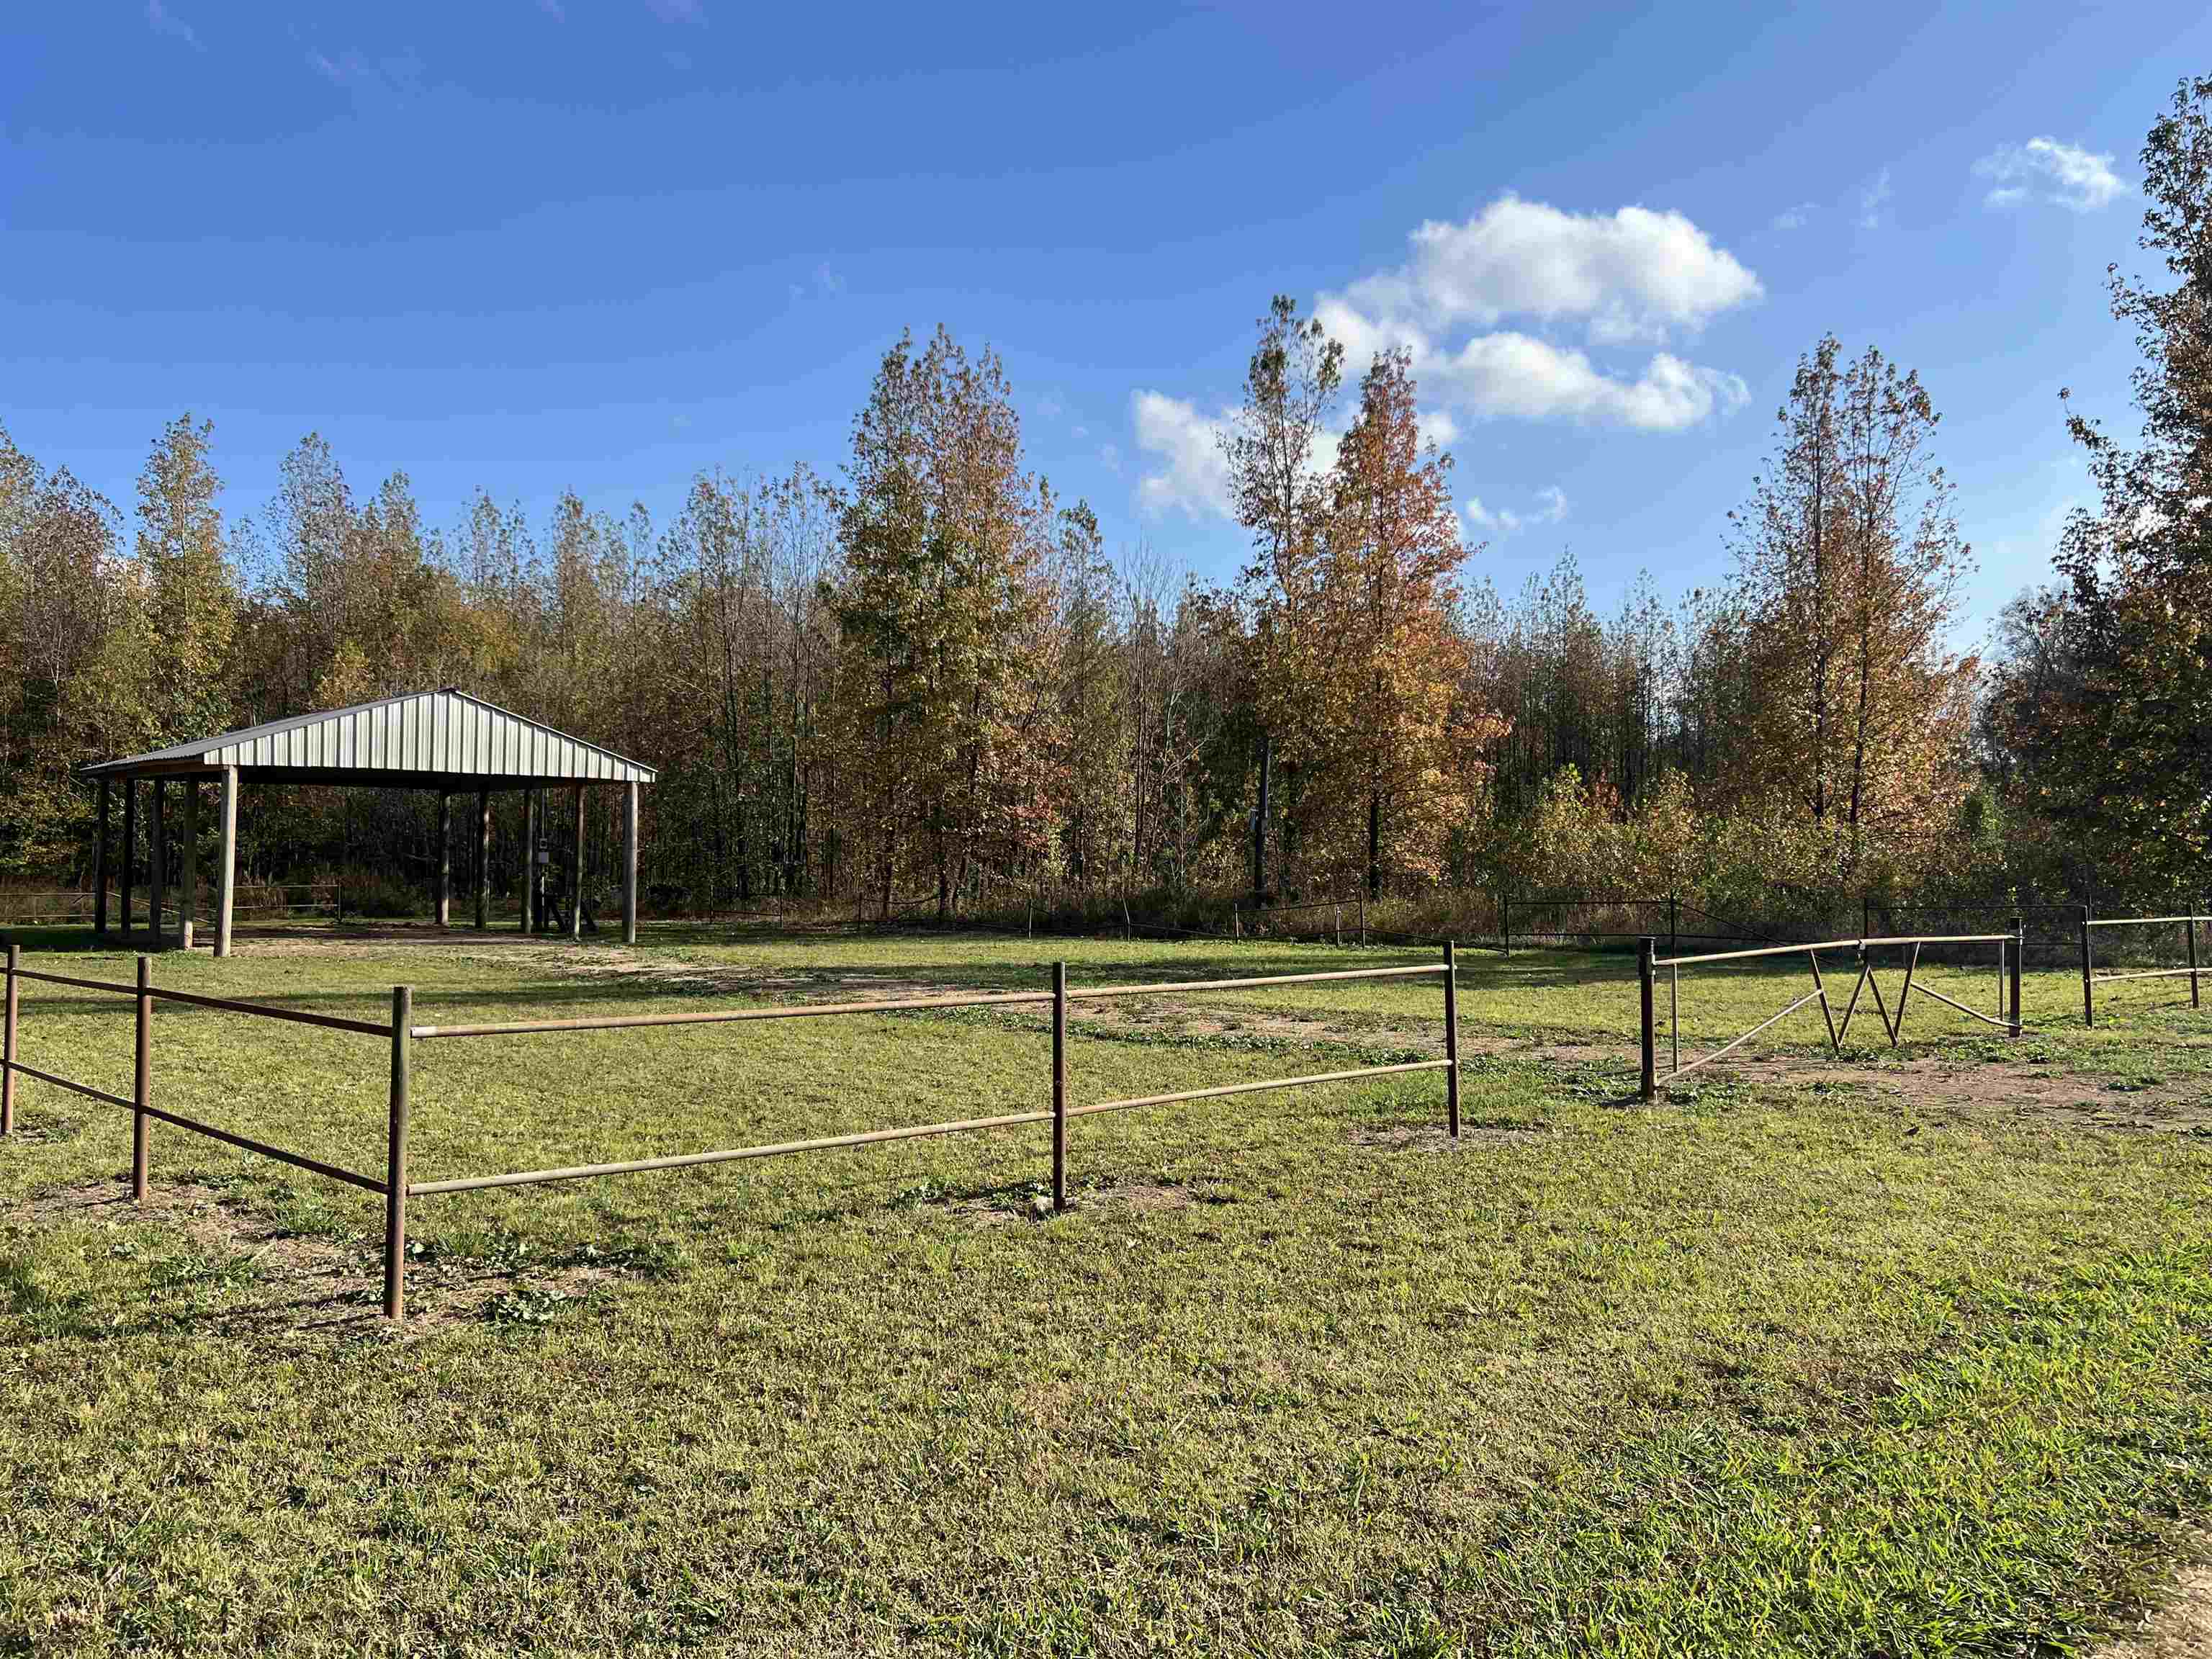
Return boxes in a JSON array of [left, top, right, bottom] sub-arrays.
[[2, 924, 2209, 1655]]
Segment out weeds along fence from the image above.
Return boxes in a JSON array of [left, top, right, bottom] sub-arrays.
[[1635, 929, 2024, 1100], [1, 943, 1465, 1322], [2079, 905, 2207, 1026]]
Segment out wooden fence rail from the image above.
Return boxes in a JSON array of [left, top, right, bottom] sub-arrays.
[[3, 941, 1465, 1322]]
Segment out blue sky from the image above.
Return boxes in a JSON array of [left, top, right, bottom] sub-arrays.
[[6, 1, 2210, 644]]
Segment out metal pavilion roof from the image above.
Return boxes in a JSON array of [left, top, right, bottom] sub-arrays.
[[81, 688, 656, 787]]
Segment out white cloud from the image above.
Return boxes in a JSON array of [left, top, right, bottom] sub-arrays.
[[1858, 169, 1892, 230], [1466, 486, 1568, 535], [1097, 442, 1123, 475], [1771, 202, 1815, 232], [1334, 194, 1760, 347], [1311, 193, 1759, 436], [1416, 408, 1460, 449], [1974, 138, 2126, 212], [1131, 391, 1233, 521], [146, 0, 199, 48], [1419, 333, 1748, 431], [644, 0, 706, 20]]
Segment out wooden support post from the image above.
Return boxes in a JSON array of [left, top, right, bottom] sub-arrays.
[[569, 783, 585, 941], [2, 940, 17, 1137], [94, 779, 110, 938], [436, 791, 451, 927], [1501, 890, 1511, 956], [132, 956, 151, 1201], [383, 986, 412, 1320], [1051, 961, 1068, 1212], [179, 779, 197, 950], [2079, 902, 2094, 1029], [1443, 939, 1460, 1139], [476, 788, 491, 930], [214, 766, 237, 959], [2010, 915, 2023, 1038], [621, 781, 639, 946], [121, 778, 137, 943], [1638, 938, 1657, 1100], [149, 781, 167, 951]]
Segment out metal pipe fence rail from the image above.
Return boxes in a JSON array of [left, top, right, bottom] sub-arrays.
[[0, 941, 395, 1244], [4, 943, 1467, 1322], [1636, 927, 2026, 1100], [2077, 904, 2208, 1028]]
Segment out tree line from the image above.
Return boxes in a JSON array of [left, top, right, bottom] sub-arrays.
[[4, 80, 2208, 930]]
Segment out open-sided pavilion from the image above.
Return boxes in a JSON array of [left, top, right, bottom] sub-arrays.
[[79, 688, 656, 956]]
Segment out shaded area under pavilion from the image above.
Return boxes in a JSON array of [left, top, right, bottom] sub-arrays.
[[78, 688, 656, 956]]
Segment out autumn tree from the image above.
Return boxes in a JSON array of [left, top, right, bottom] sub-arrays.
[[1323, 346, 1493, 895], [2008, 75, 2212, 885], [1725, 337, 1976, 878], [1220, 295, 1343, 898]]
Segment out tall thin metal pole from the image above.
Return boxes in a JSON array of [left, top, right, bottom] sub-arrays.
[[383, 985, 412, 1320], [1, 940, 17, 1137], [436, 791, 451, 927], [622, 780, 639, 946], [569, 783, 585, 940], [475, 788, 491, 930], [94, 779, 110, 938], [149, 782, 166, 950], [2079, 902, 2094, 1029], [132, 955, 151, 1202], [2176, 898, 2194, 1012], [1051, 961, 1068, 1212], [521, 791, 537, 933], [121, 778, 137, 943], [1638, 937, 1656, 1100], [1442, 940, 1460, 1139], [2009, 915, 2023, 1039]]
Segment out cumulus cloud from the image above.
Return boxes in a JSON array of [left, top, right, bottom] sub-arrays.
[[1310, 194, 1759, 436], [1974, 138, 2126, 212], [1331, 194, 1759, 347], [1131, 392, 1233, 520], [1466, 486, 1568, 535], [1424, 334, 1748, 430]]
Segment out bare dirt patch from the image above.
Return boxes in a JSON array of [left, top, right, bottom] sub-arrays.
[[2103, 1540, 2212, 1658], [12, 1178, 634, 1346]]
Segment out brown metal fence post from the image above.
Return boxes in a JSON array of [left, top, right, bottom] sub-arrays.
[[1051, 962, 1067, 1212], [2010, 915, 2023, 1039], [2190, 899, 2202, 1011], [1, 939, 17, 1137], [132, 956, 151, 1201], [1442, 940, 1460, 1139], [1501, 891, 1511, 957], [1638, 938, 1656, 1100], [1667, 894, 1678, 959], [2079, 903, 2094, 1028], [383, 986, 412, 1320]]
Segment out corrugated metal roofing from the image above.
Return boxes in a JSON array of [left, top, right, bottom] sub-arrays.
[[82, 688, 657, 783]]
